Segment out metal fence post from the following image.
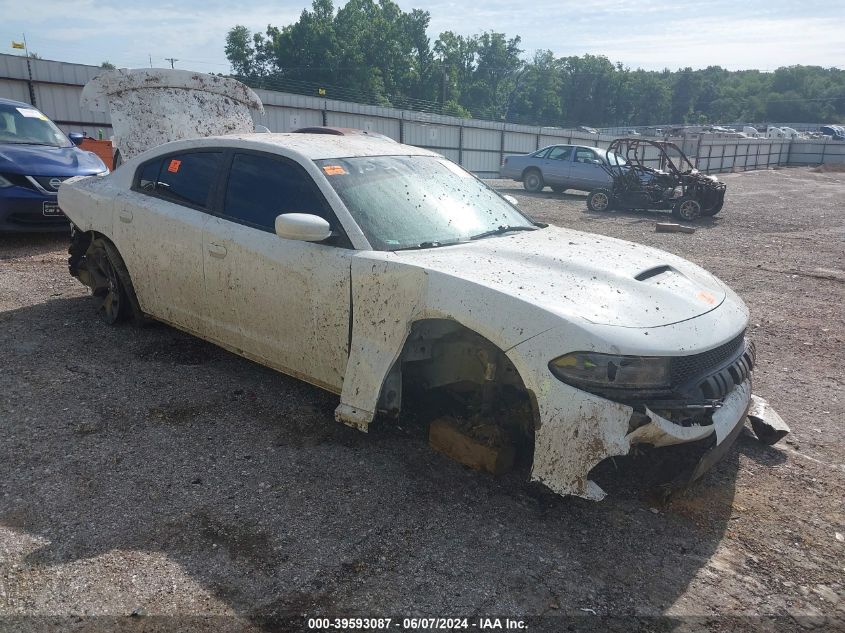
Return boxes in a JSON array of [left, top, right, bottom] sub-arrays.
[[458, 124, 464, 167], [25, 56, 36, 107], [499, 123, 506, 171]]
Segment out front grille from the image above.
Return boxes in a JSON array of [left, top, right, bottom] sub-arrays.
[[670, 332, 746, 386], [32, 175, 69, 192], [0, 172, 37, 191]]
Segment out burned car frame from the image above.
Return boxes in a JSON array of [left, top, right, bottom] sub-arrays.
[[586, 138, 727, 221]]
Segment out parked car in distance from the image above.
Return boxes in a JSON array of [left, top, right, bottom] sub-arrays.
[[61, 133, 760, 501], [820, 125, 845, 141], [500, 144, 627, 193], [0, 98, 108, 232]]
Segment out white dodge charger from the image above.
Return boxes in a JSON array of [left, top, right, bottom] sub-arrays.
[[59, 133, 758, 500]]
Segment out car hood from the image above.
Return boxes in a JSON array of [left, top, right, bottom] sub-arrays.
[[391, 226, 728, 328], [0, 143, 106, 176]]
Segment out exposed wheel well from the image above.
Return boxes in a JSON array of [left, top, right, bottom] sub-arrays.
[[378, 319, 538, 460], [68, 229, 145, 324]]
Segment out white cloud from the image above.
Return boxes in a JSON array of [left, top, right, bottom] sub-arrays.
[[1, 0, 843, 71]]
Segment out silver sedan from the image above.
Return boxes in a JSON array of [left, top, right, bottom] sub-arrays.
[[499, 144, 626, 193]]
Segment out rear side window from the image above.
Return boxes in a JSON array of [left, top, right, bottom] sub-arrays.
[[574, 148, 599, 164], [222, 152, 329, 232], [548, 146, 573, 161], [134, 151, 223, 209]]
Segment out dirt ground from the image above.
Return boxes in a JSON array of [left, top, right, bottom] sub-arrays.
[[0, 167, 843, 632]]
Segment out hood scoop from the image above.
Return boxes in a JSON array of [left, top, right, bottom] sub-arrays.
[[635, 265, 673, 281]]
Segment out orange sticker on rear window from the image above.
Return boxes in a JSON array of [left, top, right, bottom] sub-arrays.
[[322, 165, 347, 176], [167, 159, 182, 173]]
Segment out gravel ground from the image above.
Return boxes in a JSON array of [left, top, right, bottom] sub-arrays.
[[0, 167, 843, 632]]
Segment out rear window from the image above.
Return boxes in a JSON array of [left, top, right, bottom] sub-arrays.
[[134, 151, 223, 209]]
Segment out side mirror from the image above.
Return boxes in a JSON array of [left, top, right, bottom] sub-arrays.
[[590, 159, 602, 166], [503, 194, 519, 206], [275, 213, 332, 242], [68, 132, 84, 146]]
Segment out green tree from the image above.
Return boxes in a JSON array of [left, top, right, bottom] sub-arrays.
[[225, 25, 256, 77]]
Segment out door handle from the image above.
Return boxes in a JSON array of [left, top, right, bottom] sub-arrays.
[[208, 243, 227, 259], [118, 209, 133, 223]]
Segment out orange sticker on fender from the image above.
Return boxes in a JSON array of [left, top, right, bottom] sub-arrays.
[[322, 165, 347, 176], [167, 159, 182, 173]]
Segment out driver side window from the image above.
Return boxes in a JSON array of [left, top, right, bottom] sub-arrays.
[[221, 152, 350, 247], [223, 153, 326, 231]]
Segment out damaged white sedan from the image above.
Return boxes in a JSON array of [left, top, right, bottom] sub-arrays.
[[59, 133, 783, 500]]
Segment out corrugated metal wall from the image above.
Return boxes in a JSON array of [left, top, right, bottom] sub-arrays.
[[2, 53, 843, 175]]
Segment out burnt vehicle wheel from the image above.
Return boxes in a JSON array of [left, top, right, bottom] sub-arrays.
[[672, 197, 702, 221], [587, 189, 613, 212], [702, 200, 724, 216], [522, 169, 544, 193]]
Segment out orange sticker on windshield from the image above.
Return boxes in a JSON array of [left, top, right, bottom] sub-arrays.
[[167, 159, 182, 173], [322, 165, 347, 176]]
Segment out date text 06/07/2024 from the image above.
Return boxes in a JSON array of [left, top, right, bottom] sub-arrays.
[[306, 617, 528, 630]]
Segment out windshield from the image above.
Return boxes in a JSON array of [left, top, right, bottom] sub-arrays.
[[0, 103, 70, 147], [315, 155, 536, 250]]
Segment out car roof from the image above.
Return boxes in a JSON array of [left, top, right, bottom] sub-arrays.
[[0, 97, 37, 108], [149, 133, 437, 161]]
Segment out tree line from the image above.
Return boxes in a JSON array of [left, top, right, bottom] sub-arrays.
[[225, 0, 845, 127]]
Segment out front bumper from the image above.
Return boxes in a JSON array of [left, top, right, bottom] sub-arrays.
[[627, 380, 752, 448], [0, 186, 69, 233], [511, 325, 756, 500]]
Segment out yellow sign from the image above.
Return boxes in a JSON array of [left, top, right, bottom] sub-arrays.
[[318, 88, 326, 96], [11, 41, 25, 49]]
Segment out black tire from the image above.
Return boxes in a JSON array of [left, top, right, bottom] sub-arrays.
[[112, 149, 122, 170], [86, 237, 143, 325], [550, 185, 566, 194], [586, 188, 613, 212], [522, 168, 544, 193], [701, 200, 723, 216], [672, 197, 702, 221]]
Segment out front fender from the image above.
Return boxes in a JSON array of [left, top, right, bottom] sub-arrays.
[[336, 253, 560, 431]]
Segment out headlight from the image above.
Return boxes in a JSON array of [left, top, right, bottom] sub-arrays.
[[0, 174, 13, 188], [549, 352, 671, 390]]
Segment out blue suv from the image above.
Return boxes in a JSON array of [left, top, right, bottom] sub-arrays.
[[0, 97, 107, 232]]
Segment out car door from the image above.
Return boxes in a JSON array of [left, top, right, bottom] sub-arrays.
[[112, 150, 223, 334], [203, 150, 353, 392], [569, 147, 608, 190], [542, 145, 574, 185]]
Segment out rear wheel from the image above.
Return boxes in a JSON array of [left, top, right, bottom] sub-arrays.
[[672, 197, 702, 221], [522, 169, 544, 193], [85, 237, 143, 325], [587, 188, 613, 212]]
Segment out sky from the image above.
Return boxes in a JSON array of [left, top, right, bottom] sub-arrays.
[[1, 0, 843, 73]]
